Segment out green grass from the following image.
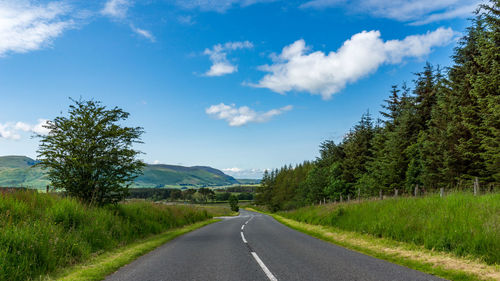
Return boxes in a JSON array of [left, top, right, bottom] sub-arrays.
[[47, 219, 218, 281], [0, 191, 224, 281], [277, 192, 500, 265]]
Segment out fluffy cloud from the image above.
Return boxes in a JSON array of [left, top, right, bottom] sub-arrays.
[[252, 27, 455, 99], [222, 167, 243, 173], [206, 103, 292, 126], [0, 1, 74, 56], [175, 0, 276, 13], [0, 119, 50, 140], [222, 167, 267, 178], [0, 123, 21, 140], [300, 0, 479, 25], [130, 25, 155, 42], [101, 0, 132, 19], [203, 41, 253, 76]]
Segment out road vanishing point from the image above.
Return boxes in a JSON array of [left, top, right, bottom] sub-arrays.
[[106, 209, 443, 281]]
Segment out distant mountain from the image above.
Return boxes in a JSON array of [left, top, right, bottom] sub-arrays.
[[135, 164, 239, 187], [0, 156, 39, 168], [0, 156, 49, 188], [0, 156, 239, 189]]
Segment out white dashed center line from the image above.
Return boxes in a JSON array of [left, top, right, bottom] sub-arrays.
[[240, 215, 278, 281], [241, 231, 248, 243], [251, 252, 278, 281]]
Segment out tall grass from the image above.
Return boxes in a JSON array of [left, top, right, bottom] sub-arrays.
[[278, 192, 500, 265], [0, 191, 219, 281]]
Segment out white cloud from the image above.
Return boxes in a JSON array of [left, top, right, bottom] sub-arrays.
[[101, 0, 132, 19], [0, 1, 74, 57], [203, 41, 253, 76], [206, 103, 292, 126], [130, 25, 155, 42], [300, 0, 479, 25], [14, 122, 32, 132], [410, 3, 480, 26], [31, 119, 51, 135], [175, 0, 276, 13], [252, 27, 455, 99], [101, 1, 156, 43], [222, 167, 266, 178], [222, 167, 243, 173], [0, 119, 50, 140], [0, 123, 21, 140]]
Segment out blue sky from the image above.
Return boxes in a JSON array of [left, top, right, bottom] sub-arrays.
[[0, 0, 479, 178]]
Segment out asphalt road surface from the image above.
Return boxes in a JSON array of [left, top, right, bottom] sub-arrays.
[[105, 209, 443, 281]]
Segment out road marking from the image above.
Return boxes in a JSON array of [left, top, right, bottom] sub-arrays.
[[245, 216, 253, 225], [241, 225, 245, 230], [241, 232, 247, 243], [251, 252, 278, 281]]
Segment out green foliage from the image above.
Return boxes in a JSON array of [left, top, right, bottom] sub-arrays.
[[256, 1, 499, 211], [126, 188, 174, 200], [228, 194, 239, 212], [278, 193, 500, 265], [0, 191, 214, 281], [36, 99, 145, 205]]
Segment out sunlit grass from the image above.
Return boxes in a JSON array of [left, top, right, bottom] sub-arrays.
[[0, 191, 221, 281], [277, 192, 500, 265]]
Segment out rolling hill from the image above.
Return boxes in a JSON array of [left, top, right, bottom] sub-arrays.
[[0, 156, 240, 189]]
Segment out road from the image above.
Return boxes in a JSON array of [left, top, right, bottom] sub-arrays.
[[105, 209, 443, 281]]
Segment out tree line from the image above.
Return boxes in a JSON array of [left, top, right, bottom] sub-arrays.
[[127, 187, 253, 202], [256, 1, 499, 211]]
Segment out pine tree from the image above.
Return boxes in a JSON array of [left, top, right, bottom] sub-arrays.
[[342, 111, 374, 192]]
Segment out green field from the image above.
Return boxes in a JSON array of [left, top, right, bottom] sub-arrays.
[[276, 192, 500, 265], [0, 191, 232, 281]]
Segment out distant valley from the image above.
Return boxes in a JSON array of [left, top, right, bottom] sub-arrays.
[[0, 156, 259, 189]]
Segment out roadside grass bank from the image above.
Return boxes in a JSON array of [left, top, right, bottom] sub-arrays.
[[0, 191, 230, 281], [45, 219, 219, 281], [246, 192, 500, 281], [278, 193, 500, 265]]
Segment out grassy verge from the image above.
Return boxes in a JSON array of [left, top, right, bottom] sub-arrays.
[[278, 193, 500, 264], [0, 191, 229, 281], [246, 207, 500, 281], [45, 219, 218, 281]]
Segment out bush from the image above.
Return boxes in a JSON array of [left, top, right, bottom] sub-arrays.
[[229, 194, 239, 212]]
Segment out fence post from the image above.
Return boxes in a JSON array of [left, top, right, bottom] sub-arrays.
[[358, 188, 361, 202], [46, 185, 49, 193], [324, 198, 326, 205], [414, 184, 419, 197], [440, 187, 444, 198], [379, 190, 383, 200], [347, 194, 351, 201], [394, 189, 398, 197], [474, 177, 479, 196]]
